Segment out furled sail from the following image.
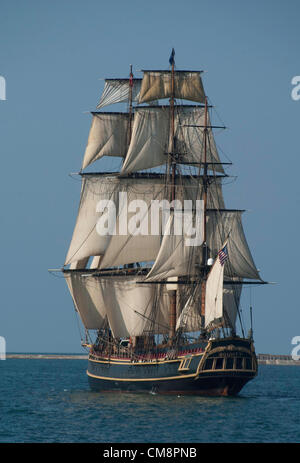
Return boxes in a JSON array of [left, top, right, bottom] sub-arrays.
[[206, 210, 260, 280], [121, 106, 224, 174], [82, 112, 129, 170], [139, 71, 205, 104], [97, 78, 142, 109], [64, 272, 106, 330]]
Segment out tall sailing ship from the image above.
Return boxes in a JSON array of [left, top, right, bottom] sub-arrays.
[[59, 51, 267, 395]]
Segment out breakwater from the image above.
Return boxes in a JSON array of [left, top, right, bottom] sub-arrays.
[[257, 354, 300, 366]]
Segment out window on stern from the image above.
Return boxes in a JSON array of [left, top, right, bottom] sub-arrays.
[[226, 357, 234, 370], [245, 358, 252, 370], [236, 358, 243, 369], [203, 358, 214, 370], [215, 358, 224, 369]]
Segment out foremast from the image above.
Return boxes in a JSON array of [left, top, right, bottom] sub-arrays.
[[200, 96, 209, 328]]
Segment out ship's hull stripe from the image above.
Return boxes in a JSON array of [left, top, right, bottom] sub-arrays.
[[88, 354, 202, 366], [86, 370, 197, 382]]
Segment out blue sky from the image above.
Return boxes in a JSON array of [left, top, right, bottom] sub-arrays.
[[0, 0, 299, 354]]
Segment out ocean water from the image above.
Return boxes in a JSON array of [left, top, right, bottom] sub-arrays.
[[0, 359, 299, 443]]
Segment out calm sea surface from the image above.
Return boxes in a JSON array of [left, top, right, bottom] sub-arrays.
[[0, 359, 299, 443]]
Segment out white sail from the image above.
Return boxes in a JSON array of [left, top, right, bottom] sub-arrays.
[[66, 174, 187, 267], [174, 107, 223, 171], [146, 204, 204, 281], [176, 278, 242, 333], [69, 258, 89, 269], [65, 175, 118, 265], [121, 107, 169, 174], [207, 210, 260, 280], [82, 113, 129, 170], [64, 273, 106, 330], [62, 62, 264, 344], [65, 174, 224, 268], [121, 106, 224, 174], [95, 276, 169, 338], [97, 78, 142, 109], [223, 279, 242, 329], [176, 286, 202, 332], [90, 256, 101, 269], [98, 177, 167, 269], [99, 177, 218, 269], [204, 245, 227, 329], [139, 71, 205, 104]]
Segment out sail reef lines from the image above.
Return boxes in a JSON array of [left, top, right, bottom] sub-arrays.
[[56, 51, 267, 396]]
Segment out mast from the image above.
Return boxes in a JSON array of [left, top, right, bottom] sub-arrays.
[[168, 48, 177, 343], [200, 96, 208, 325], [128, 65, 134, 144]]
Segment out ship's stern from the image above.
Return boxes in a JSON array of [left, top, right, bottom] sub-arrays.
[[194, 337, 258, 396]]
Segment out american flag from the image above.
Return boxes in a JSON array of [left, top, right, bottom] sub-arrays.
[[218, 244, 228, 266]]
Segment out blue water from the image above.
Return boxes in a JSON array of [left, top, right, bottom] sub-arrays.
[[0, 359, 299, 443]]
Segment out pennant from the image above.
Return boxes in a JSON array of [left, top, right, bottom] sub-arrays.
[[169, 48, 175, 65]]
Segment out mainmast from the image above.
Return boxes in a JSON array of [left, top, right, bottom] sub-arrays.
[[168, 48, 177, 343], [201, 96, 208, 326]]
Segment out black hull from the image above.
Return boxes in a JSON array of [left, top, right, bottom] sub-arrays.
[[87, 337, 257, 396], [88, 372, 253, 396]]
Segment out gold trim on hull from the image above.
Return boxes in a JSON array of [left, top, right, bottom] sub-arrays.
[[87, 370, 197, 382], [88, 353, 203, 366]]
